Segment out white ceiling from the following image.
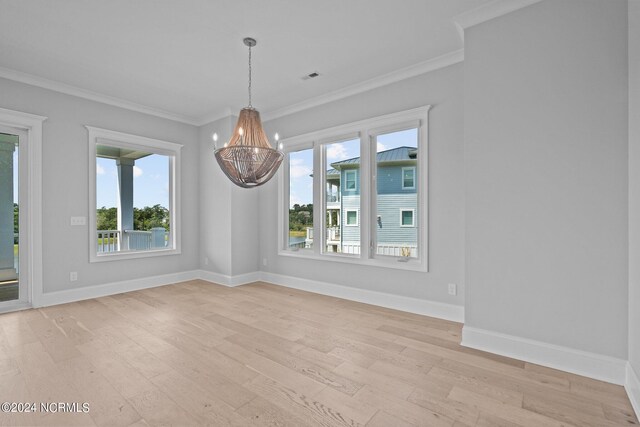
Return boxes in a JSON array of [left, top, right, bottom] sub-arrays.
[[0, 0, 493, 124]]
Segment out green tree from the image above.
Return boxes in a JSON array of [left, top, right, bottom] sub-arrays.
[[134, 204, 170, 231], [96, 206, 117, 230]]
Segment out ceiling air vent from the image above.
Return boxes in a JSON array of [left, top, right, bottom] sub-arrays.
[[302, 72, 320, 80]]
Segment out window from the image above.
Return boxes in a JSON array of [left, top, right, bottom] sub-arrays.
[[278, 106, 429, 271], [345, 170, 357, 191], [287, 148, 314, 250], [323, 138, 360, 255], [400, 209, 415, 227], [345, 210, 359, 226], [402, 167, 415, 189], [88, 127, 182, 262], [375, 128, 419, 258]]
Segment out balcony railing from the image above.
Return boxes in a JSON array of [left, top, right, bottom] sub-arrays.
[[306, 226, 340, 242], [97, 228, 168, 253], [326, 193, 340, 203]]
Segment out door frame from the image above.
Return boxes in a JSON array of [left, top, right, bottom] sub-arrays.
[[0, 107, 46, 312]]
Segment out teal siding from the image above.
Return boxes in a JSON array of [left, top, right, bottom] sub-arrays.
[[377, 165, 417, 195], [375, 194, 417, 244], [341, 195, 360, 243], [335, 164, 418, 249]]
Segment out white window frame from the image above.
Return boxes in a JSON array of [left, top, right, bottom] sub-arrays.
[[344, 170, 357, 192], [87, 126, 182, 262], [400, 209, 415, 227], [277, 106, 430, 272], [345, 209, 359, 227], [401, 166, 416, 190]]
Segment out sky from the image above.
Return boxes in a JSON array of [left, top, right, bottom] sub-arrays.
[[96, 154, 169, 208], [288, 128, 418, 208]]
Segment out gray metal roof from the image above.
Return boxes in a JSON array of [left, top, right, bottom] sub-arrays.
[[330, 146, 417, 169]]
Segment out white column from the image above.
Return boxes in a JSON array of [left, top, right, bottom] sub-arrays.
[[0, 141, 16, 281], [117, 158, 134, 250]]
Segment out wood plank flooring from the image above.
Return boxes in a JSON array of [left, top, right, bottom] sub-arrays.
[[0, 280, 637, 426]]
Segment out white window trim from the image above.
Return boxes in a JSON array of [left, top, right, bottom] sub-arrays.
[[400, 208, 415, 227], [87, 126, 182, 263], [344, 170, 357, 192], [277, 105, 430, 272], [401, 166, 416, 190], [345, 209, 359, 227]]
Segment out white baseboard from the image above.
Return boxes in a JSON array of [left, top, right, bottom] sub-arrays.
[[197, 269, 261, 287], [627, 362, 640, 420], [34, 270, 201, 307], [33, 268, 462, 324], [260, 272, 464, 323], [461, 326, 627, 385]]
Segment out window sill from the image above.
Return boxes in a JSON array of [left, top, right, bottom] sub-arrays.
[[90, 248, 181, 263], [278, 249, 427, 272]]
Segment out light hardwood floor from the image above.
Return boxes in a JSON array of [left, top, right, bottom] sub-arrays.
[[0, 280, 637, 426]]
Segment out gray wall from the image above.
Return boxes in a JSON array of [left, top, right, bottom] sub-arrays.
[[199, 116, 233, 276], [464, 0, 629, 358], [259, 63, 465, 305], [629, 0, 640, 375], [199, 115, 260, 277], [0, 77, 200, 293]]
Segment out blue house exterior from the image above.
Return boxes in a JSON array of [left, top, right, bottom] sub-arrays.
[[313, 146, 418, 257]]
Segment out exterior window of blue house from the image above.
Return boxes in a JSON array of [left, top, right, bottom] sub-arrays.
[[346, 210, 359, 226], [345, 170, 357, 191], [402, 167, 416, 189], [400, 209, 415, 227]]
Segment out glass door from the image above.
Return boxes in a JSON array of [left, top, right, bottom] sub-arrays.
[[0, 127, 27, 308]]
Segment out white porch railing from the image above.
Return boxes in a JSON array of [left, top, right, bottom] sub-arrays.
[[97, 228, 168, 253], [97, 230, 120, 253], [305, 226, 340, 243]]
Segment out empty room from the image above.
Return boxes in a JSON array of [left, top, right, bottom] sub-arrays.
[[0, 0, 639, 425]]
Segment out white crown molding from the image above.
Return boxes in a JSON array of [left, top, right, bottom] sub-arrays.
[[1, 47, 463, 128], [462, 326, 627, 385], [0, 66, 201, 126], [453, 0, 544, 41], [196, 107, 234, 127], [261, 49, 464, 123], [628, 363, 640, 420]]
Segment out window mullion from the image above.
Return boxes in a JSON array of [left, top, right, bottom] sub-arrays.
[[312, 142, 322, 257], [360, 131, 370, 260]]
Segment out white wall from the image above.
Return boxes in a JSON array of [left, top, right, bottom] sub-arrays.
[[464, 0, 629, 358], [0, 77, 200, 294], [629, 0, 640, 377], [259, 63, 465, 306]]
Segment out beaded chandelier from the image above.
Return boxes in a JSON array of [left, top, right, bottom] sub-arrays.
[[214, 38, 284, 188]]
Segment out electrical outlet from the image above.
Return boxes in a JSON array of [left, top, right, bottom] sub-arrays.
[[448, 283, 457, 296], [70, 216, 86, 226], [70, 272, 78, 282], [263, 258, 268, 266], [204, 257, 209, 265]]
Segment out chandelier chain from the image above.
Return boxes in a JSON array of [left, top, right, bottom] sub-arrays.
[[248, 44, 252, 108]]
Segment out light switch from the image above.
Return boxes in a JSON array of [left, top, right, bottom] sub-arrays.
[[70, 216, 86, 226]]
